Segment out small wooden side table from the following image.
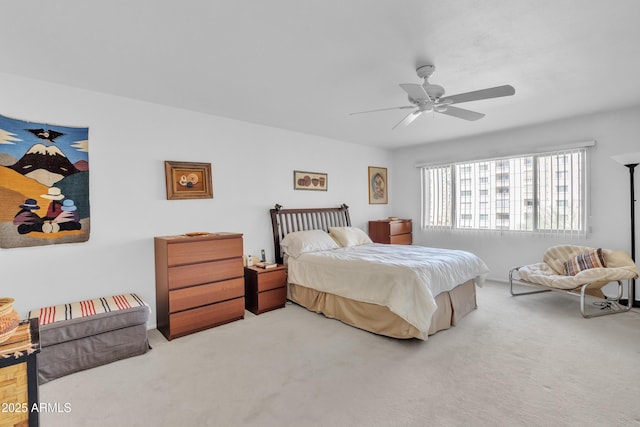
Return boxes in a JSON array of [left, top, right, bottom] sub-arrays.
[[244, 265, 287, 314], [0, 318, 40, 427]]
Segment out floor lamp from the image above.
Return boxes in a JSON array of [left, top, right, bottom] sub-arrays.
[[611, 152, 640, 307]]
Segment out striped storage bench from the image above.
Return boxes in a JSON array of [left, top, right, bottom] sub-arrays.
[[28, 294, 150, 384]]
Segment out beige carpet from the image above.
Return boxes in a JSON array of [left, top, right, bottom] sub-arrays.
[[39, 280, 640, 427]]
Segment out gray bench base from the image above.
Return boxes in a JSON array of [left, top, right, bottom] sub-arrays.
[[36, 305, 150, 384], [39, 324, 149, 384]]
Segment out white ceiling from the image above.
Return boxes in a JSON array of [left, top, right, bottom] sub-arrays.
[[2, 1, 640, 149]]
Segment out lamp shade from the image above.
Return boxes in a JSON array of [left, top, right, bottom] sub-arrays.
[[611, 152, 640, 166]]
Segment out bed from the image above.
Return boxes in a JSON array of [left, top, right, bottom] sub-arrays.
[[270, 204, 489, 340]]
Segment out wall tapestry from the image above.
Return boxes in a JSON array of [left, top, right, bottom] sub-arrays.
[[0, 114, 90, 249]]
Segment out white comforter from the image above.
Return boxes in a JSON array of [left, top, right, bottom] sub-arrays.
[[287, 243, 489, 334]]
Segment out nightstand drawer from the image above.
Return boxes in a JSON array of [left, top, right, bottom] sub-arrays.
[[253, 287, 287, 314], [168, 258, 243, 290], [256, 269, 286, 292], [169, 277, 244, 313]]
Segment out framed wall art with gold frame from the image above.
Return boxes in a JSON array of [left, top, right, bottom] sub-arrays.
[[164, 161, 213, 200], [368, 166, 388, 204]]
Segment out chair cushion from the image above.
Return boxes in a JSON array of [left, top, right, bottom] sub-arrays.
[[29, 294, 149, 326], [517, 248, 638, 290], [564, 248, 606, 276], [543, 245, 595, 274]]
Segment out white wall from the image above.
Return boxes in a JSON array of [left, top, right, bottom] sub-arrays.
[[392, 105, 640, 288], [0, 73, 392, 322]]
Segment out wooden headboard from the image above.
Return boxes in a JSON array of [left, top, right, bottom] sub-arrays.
[[270, 204, 351, 264]]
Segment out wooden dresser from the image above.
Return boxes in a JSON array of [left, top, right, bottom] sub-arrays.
[[244, 265, 287, 315], [368, 219, 412, 245], [154, 232, 245, 340]]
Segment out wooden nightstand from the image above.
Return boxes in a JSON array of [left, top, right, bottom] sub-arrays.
[[244, 265, 287, 314], [368, 219, 412, 244]]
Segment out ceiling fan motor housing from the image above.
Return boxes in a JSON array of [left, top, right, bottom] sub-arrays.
[[415, 65, 446, 100], [416, 65, 435, 79]]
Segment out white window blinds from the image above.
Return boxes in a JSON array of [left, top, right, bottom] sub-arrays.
[[420, 147, 588, 236], [421, 165, 452, 228]]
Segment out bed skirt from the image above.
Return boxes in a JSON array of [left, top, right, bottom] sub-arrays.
[[287, 279, 477, 340]]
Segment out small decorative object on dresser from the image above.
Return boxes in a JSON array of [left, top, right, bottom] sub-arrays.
[[368, 218, 412, 244], [255, 261, 278, 269], [154, 232, 245, 340], [244, 264, 287, 315]]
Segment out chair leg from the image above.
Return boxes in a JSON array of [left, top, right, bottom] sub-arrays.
[[510, 268, 634, 318], [579, 280, 633, 318], [509, 267, 552, 296]]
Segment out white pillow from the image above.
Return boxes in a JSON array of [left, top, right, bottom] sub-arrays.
[[280, 230, 340, 259], [329, 226, 373, 247]]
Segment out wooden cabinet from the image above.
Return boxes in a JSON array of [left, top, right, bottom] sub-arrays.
[[0, 319, 40, 427], [368, 219, 412, 245], [154, 233, 245, 340], [244, 265, 287, 315]]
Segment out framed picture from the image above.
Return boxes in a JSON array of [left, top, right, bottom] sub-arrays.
[[368, 166, 388, 204], [164, 161, 213, 200], [294, 170, 328, 191]]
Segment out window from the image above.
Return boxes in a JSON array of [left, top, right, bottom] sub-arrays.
[[421, 147, 588, 235]]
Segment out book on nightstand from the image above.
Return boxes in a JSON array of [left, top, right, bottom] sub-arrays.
[[255, 261, 278, 269]]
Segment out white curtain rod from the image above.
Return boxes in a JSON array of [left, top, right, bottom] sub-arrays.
[[415, 140, 596, 169]]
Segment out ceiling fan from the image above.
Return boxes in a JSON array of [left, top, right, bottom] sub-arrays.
[[350, 65, 515, 129]]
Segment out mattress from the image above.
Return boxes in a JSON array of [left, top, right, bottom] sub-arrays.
[[287, 243, 489, 339]]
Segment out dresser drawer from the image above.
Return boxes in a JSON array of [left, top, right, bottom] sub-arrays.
[[389, 233, 412, 245], [389, 220, 412, 236], [167, 237, 243, 266], [169, 277, 244, 313], [169, 297, 245, 338], [168, 257, 243, 290]]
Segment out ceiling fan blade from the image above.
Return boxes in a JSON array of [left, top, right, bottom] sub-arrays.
[[437, 106, 485, 121], [444, 85, 515, 105], [399, 83, 430, 102], [349, 105, 415, 115], [392, 110, 422, 129]]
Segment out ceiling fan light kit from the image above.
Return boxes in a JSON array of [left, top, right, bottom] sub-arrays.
[[434, 104, 449, 113], [350, 64, 515, 129]]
